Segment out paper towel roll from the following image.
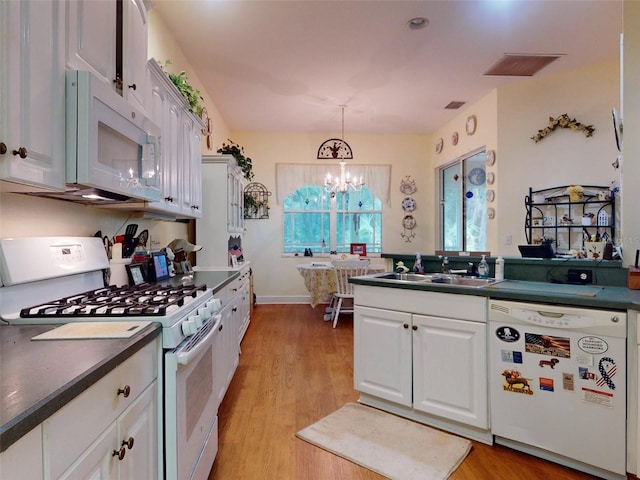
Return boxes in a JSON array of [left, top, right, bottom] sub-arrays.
[[109, 258, 132, 286]]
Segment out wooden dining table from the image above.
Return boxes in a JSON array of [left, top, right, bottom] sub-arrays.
[[296, 262, 384, 308]]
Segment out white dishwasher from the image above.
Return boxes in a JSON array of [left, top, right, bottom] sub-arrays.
[[489, 299, 627, 480]]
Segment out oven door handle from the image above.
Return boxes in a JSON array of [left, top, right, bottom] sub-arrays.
[[176, 314, 222, 366]]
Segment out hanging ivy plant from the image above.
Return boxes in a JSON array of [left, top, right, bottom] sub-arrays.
[[218, 139, 254, 181], [157, 59, 204, 116]]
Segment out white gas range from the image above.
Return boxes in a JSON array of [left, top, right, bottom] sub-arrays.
[[0, 237, 222, 480]]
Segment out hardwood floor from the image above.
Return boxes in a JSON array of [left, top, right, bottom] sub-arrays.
[[208, 304, 601, 480]]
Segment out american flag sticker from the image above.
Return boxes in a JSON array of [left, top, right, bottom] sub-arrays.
[[525, 333, 571, 358]]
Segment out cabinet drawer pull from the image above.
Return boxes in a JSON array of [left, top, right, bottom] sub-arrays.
[[412, 325, 418, 331], [117, 385, 131, 398], [0, 142, 6, 155], [403, 323, 409, 329], [122, 437, 134, 450], [128, 83, 137, 91], [113, 446, 126, 460], [12, 146, 27, 158]]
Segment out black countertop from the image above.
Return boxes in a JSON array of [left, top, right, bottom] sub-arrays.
[[0, 322, 161, 453], [350, 275, 640, 311]]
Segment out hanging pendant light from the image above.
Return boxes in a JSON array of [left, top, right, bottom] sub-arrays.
[[324, 105, 363, 196]]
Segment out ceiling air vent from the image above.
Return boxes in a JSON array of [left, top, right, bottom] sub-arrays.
[[444, 101, 466, 110], [484, 54, 563, 77]]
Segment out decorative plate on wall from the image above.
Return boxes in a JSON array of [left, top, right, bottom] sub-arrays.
[[451, 131, 459, 146], [486, 172, 495, 185], [435, 137, 443, 154], [487, 207, 495, 219], [486, 189, 495, 202], [399, 176, 417, 195], [401, 197, 416, 212], [466, 115, 477, 135], [402, 215, 416, 229], [486, 149, 496, 166]]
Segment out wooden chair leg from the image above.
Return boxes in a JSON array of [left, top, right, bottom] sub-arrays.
[[332, 297, 343, 328]]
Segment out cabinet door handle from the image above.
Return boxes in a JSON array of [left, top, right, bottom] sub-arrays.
[[403, 323, 409, 329], [121, 437, 134, 450], [117, 385, 131, 398], [113, 446, 126, 460], [0, 142, 6, 155], [12, 147, 27, 159], [128, 83, 137, 91], [412, 325, 417, 331]]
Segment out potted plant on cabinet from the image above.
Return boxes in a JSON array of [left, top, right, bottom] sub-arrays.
[[217, 140, 254, 181]]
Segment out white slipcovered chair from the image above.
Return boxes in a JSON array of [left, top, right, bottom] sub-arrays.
[[330, 259, 370, 328], [329, 253, 361, 262]]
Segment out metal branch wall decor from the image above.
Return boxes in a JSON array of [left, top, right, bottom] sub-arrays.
[[530, 114, 595, 143]]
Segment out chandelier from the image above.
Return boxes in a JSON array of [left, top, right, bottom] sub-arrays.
[[324, 105, 363, 196]]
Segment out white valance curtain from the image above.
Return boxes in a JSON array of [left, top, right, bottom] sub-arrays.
[[275, 163, 392, 206]]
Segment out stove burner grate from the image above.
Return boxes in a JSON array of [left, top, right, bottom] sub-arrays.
[[20, 283, 207, 318]]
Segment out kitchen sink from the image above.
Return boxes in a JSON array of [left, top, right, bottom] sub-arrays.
[[368, 272, 503, 288]]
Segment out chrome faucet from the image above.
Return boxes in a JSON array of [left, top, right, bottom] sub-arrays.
[[439, 255, 449, 273]]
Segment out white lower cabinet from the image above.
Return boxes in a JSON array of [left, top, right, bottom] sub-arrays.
[[43, 339, 159, 480], [0, 425, 43, 480], [354, 285, 490, 442]]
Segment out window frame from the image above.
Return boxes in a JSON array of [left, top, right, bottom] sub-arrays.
[[438, 146, 488, 252], [282, 185, 383, 256]]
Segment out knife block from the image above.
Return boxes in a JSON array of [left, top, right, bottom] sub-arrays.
[[628, 266, 640, 290]]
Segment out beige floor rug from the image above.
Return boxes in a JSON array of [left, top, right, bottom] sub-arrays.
[[296, 403, 472, 480]]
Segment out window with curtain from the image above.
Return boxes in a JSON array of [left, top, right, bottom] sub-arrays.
[[283, 186, 383, 254], [439, 148, 487, 251], [276, 163, 390, 255]]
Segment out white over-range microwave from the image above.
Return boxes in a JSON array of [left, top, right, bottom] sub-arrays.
[[59, 70, 161, 203]]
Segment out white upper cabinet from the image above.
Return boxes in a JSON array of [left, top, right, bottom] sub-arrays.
[[122, 0, 148, 112], [66, 0, 148, 112], [143, 60, 204, 219], [66, 0, 117, 87], [0, 0, 66, 191]]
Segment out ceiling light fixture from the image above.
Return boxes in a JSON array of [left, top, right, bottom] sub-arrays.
[[324, 105, 363, 197], [407, 17, 429, 30]]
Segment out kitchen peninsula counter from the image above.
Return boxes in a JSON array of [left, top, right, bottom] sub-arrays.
[[350, 276, 640, 311], [0, 322, 161, 453]]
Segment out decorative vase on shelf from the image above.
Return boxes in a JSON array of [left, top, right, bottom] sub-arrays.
[[566, 185, 584, 202]]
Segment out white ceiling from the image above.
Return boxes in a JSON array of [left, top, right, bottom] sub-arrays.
[[152, 0, 623, 134]]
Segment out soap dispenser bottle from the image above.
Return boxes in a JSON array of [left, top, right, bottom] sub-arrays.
[[413, 253, 424, 274], [478, 255, 489, 279], [495, 256, 504, 280]]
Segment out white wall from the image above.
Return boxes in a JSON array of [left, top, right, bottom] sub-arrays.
[[497, 61, 619, 256]]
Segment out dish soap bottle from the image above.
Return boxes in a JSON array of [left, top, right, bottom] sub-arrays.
[[495, 256, 504, 280], [478, 255, 489, 279], [413, 253, 424, 274]]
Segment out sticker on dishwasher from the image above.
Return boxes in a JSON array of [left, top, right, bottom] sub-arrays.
[[577, 336, 608, 354], [582, 387, 614, 408], [524, 333, 570, 358], [500, 369, 533, 394], [562, 372, 574, 391], [596, 357, 617, 390], [500, 350, 523, 363], [538, 377, 554, 392], [495, 326, 520, 342]]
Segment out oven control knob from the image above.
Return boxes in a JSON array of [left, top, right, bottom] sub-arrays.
[[192, 312, 203, 329], [182, 320, 196, 336], [209, 298, 222, 313]]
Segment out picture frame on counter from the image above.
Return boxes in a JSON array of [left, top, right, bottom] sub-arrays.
[[125, 263, 146, 286]]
